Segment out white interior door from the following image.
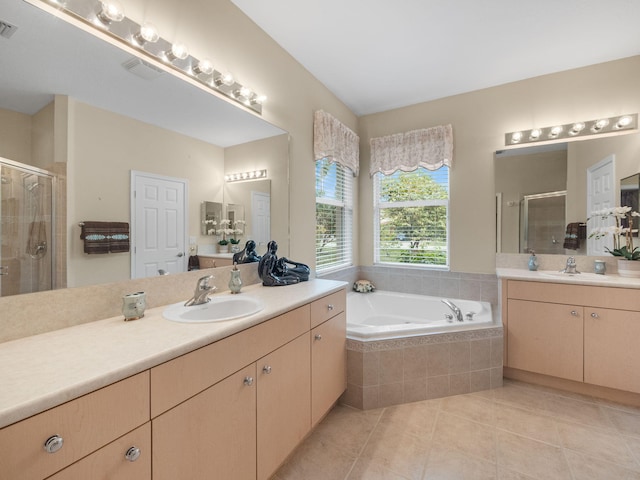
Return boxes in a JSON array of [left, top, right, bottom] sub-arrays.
[[131, 171, 188, 278], [251, 191, 270, 250], [587, 155, 615, 256]]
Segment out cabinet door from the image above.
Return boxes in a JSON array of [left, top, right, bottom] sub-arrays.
[[507, 299, 583, 382], [257, 334, 311, 480], [311, 311, 346, 426], [47, 423, 151, 480], [585, 308, 640, 393], [152, 365, 256, 480]]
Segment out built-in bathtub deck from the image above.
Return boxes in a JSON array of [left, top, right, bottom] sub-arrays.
[[340, 290, 503, 410]]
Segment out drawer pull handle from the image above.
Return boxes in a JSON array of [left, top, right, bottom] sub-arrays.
[[262, 365, 272, 374], [243, 376, 254, 386], [591, 312, 599, 319], [314, 334, 323, 341], [43, 435, 64, 454], [125, 446, 141, 462], [327, 304, 334, 311], [570, 310, 578, 316]]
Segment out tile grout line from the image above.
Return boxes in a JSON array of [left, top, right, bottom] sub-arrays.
[[342, 406, 388, 480]]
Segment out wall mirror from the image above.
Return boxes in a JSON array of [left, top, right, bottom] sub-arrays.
[[201, 202, 223, 236], [495, 131, 640, 255], [0, 0, 288, 297]]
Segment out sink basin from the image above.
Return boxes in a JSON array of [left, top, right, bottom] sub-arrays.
[[163, 295, 264, 323], [538, 271, 610, 280]]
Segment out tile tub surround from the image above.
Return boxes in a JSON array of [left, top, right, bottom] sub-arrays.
[[320, 266, 500, 310], [341, 328, 503, 410]]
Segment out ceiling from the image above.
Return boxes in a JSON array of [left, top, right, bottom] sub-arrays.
[[231, 0, 640, 116]]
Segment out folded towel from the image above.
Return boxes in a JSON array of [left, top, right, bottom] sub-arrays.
[[563, 222, 586, 250], [81, 221, 130, 254]]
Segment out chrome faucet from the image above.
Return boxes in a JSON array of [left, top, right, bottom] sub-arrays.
[[442, 299, 463, 322], [561, 256, 580, 275], [184, 275, 217, 306]]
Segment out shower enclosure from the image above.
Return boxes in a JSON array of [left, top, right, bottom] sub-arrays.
[[0, 157, 56, 297]]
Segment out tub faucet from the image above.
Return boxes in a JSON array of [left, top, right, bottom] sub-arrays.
[[185, 275, 216, 306], [561, 256, 580, 274], [442, 299, 463, 322]]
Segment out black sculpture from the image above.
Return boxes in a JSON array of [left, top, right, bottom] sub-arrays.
[[258, 240, 309, 286], [232, 240, 262, 264]]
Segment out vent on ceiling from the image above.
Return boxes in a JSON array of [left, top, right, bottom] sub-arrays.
[[122, 57, 164, 81], [0, 20, 18, 39]]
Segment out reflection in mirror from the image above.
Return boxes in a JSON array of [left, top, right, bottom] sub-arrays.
[[0, 0, 288, 297], [201, 202, 223, 236], [495, 132, 640, 255], [621, 174, 640, 218], [224, 180, 271, 251]]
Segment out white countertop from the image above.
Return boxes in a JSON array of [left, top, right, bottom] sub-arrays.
[[497, 268, 640, 288], [198, 253, 234, 259], [0, 279, 346, 429]]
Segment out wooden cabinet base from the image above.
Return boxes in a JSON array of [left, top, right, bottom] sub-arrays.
[[504, 367, 640, 408]]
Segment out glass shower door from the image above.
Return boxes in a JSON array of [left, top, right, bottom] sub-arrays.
[[0, 158, 55, 297]]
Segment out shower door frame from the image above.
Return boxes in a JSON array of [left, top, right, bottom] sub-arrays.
[[0, 156, 57, 295]]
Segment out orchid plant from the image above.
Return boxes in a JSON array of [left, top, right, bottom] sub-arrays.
[[589, 206, 640, 260]]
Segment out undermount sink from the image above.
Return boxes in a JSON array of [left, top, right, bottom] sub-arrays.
[[163, 295, 264, 323], [538, 270, 611, 280]]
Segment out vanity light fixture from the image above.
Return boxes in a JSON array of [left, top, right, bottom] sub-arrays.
[[506, 114, 638, 146], [34, 0, 266, 115], [224, 169, 267, 182]]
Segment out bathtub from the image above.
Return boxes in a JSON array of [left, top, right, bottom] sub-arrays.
[[347, 290, 495, 341]]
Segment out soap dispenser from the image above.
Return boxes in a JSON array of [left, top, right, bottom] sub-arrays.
[[229, 263, 243, 294], [528, 251, 538, 271]]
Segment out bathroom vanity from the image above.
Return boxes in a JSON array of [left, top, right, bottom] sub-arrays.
[[0, 280, 346, 480], [197, 253, 235, 268], [498, 268, 640, 402]]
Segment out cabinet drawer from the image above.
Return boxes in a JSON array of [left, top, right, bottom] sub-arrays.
[[0, 371, 149, 480], [151, 305, 311, 417], [198, 257, 216, 268], [310, 289, 346, 328], [47, 423, 151, 480], [507, 280, 640, 311]]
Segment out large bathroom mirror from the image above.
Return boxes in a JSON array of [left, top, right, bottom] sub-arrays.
[[0, 0, 289, 296], [495, 132, 640, 255]]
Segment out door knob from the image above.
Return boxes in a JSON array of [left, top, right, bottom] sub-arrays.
[[177, 252, 184, 257]]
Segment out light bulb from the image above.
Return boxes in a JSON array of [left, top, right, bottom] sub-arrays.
[[569, 122, 585, 135], [510, 132, 522, 144], [214, 72, 235, 87], [134, 22, 159, 45], [529, 129, 541, 140], [591, 119, 609, 132], [193, 59, 214, 75], [165, 42, 189, 62], [97, 0, 125, 24], [616, 116, 633, 129], [549, 126, 563, 137]]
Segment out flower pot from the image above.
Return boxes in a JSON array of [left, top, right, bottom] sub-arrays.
[[218, 245, 229, 254], [617, 259, 640, 278]]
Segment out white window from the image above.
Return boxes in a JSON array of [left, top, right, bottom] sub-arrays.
[[315, 158, 354, 272], [374, 167, 449, 267]]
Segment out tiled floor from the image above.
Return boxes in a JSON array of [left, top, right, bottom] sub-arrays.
[[272, 380, 640, 479]]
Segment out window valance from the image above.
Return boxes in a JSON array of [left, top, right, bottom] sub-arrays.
[[369, 124, 453, 176], [313, 110, 360, 176]]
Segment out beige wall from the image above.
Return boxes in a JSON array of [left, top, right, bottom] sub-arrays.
[[0, 108, 32, 164], [358, 56, 640, 273]]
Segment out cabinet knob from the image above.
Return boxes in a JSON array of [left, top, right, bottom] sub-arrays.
[[262, 365, 272, 374], [591, 312, 599, 318], [314, 334, 323, 341], [327, 304, 334, 311], [43, 435, 64, 454], [570, 310, 578, 316], [243, 376, 254, 386], [125, 446, 141, 462]]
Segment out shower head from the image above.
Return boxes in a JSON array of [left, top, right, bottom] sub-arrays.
[[1, 175, 11, 185]]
